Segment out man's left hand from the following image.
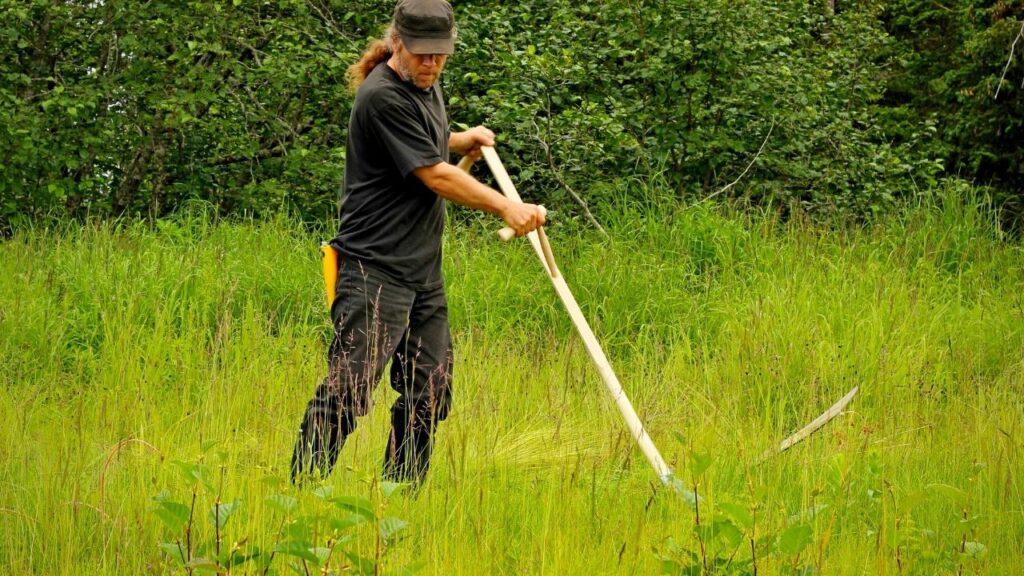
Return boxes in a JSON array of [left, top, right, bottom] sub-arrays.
[[451, 125, 495, 160]]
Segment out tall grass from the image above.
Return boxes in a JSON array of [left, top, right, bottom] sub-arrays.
[[1, 184, 1021, 574]]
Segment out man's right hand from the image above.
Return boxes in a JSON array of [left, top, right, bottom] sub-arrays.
[[501, 202, 546, 237]]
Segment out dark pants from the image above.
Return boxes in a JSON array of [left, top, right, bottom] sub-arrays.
[[290, 258, 453, 485]]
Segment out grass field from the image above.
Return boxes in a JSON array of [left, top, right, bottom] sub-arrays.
[[1, 189, 1022, 575]]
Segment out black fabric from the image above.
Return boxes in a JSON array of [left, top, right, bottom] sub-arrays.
[[394, 0, 455, 55], [333, 62, 449, 289], [290, 258, 453, 484]]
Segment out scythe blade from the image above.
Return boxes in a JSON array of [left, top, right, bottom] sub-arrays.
[[760, 386, 860, 463]]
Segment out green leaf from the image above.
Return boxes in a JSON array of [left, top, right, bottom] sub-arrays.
[[926, 483, 967, 503], [688, 450, 713, 477], [186, 557, 221, 572], [265, 494, 298, 515], [961, 541, 987, 558], [225, 545, 260, 567], [380, 481, 406, 499], [777, 523, 813, 555], [153, 501, 191, 532], [788, 503, 829, 523], [174, 460, 214, 491], [719, 502, 753, 531], [331, 495, 375, 520], [379, 516, 410, 541], [311, 485, 334, 500], [344, 551, 377, 576], [209, 499, 241, 529], [283, 515, 319, 540], [696, 518, 742, 547], [329, 514, 369, 532], [960, 514, 982, 529], [159, 542, 186, 565], [273, 540, 322, 564]]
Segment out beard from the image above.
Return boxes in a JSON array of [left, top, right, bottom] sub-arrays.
[[394, 51, 440, 90]]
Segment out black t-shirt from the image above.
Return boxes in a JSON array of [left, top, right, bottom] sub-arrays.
[[332, 62, 449, 289]]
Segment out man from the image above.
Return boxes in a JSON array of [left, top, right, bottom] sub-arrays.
[[290, 0, 545, 485]]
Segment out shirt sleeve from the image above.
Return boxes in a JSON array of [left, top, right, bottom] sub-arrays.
[[370, 101, 444, 179]]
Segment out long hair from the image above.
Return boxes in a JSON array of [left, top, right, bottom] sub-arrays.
[[347, 25, 399, 93]]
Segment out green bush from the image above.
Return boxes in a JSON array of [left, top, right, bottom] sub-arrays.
[[1, 0, 1020, 230], [882, 0, 1024, 228], [0, 0, 383, 226], [450, 0, 946, 221]]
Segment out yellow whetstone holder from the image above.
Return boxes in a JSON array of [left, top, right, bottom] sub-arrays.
[[320, 242, 338, 311], [319, 156, 476, 312]]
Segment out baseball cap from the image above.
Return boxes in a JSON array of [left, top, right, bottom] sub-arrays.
[[393, 0, 455, 55]]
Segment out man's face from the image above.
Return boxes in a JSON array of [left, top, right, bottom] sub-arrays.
[[394, 42, 449, 90]]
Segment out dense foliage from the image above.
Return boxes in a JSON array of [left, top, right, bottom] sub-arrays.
[[0, 0, 379, 226], [883, 0, 1024, 226], [1, 0, 1021, 230]]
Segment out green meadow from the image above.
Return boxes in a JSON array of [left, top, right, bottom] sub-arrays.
[[1, 187, 1022, 575]]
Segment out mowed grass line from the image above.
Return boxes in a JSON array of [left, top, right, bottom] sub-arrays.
[[1, 192, 1021, 574]]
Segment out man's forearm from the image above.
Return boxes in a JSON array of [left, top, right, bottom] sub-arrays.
[[416, 157, 545, 237], [415, 161, 511, 215]]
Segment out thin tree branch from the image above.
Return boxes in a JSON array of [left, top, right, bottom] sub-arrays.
[[533, 126, 608, 237], [531, 94, 607, 237], [699, 118, 774, 204], [995, 19, 1024, 100], [209, 122, 312, 166]]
